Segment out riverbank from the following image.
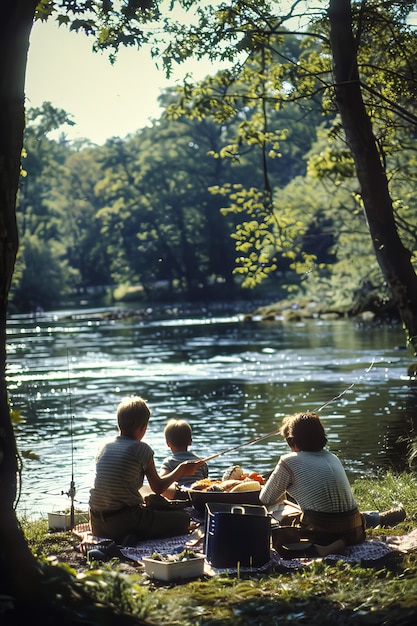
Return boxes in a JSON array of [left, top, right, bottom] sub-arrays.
[[15, 471, 417, 625], [242, 294, 401, 323]]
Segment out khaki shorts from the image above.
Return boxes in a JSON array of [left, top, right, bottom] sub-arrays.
[[90, 505, 190, 544]]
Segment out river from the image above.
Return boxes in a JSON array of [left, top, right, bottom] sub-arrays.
[[6, 302, 417, 520]]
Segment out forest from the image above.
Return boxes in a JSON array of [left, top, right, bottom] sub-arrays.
[[13, 20, 416, 316]]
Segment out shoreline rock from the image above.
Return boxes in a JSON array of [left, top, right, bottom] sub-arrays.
[[243, 296, 400, 324]]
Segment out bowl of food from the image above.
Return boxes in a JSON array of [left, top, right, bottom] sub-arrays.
[[187, 466, 264, 514], [143, 550, 205, 581]]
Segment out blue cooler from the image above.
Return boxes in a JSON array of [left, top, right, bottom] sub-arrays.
[[205, 502, 271, 568]]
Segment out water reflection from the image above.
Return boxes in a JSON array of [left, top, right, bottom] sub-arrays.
[[6, 305, 416, 519]]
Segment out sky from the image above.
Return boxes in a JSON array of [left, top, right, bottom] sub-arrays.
[[25, 3, 417, 145], [25, 18, 219, 145], [25, 1, 310, 145]]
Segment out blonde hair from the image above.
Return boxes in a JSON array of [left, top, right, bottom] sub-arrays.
[[117, 396, 150, 436], [164, 419, 192, 448]]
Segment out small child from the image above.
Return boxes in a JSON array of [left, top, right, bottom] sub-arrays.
[[160, 418, 209, 487]]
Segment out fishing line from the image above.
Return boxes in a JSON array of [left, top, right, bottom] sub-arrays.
[[202, 358, 376, 463]]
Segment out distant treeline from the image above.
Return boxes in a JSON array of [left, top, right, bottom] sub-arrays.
[[13, 62, 417, 314]]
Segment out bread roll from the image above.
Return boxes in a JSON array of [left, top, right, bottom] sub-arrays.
[[219, 479, 243, 492], [191, 478, 220, 491], [229, 480, 261, 493]]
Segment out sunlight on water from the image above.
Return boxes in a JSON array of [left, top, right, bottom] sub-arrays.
[[6, 305, 417, 518]]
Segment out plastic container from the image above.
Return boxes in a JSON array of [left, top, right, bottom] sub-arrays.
[[47, 511, 87, 531], [142, 555, 205, 581], [205, 502, 271, 568]]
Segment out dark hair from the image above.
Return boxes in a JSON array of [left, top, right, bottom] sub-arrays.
[[164, 419, 192, 448], [279, 412, 327, 452], [117, 396, 150, 435]]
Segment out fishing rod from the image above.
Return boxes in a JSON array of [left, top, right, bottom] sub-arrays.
[[62, 349, 76, 529], [202, 429, 279, 463], [201, 386, 348, 463], [314, 358, 375, 412], [202, 359, 375, 464]]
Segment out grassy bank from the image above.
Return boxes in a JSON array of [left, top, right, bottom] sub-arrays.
[[19, 471, 417, 625]]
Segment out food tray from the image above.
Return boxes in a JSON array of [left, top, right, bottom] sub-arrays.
[[142, 555, 205, 581], [188, 489, 261, 514]]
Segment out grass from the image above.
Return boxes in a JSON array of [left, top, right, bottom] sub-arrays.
[[18, 471, 417, 625]]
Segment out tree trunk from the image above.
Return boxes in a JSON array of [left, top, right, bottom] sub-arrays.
[[328, 0, 417, 356], [0, 0, 45, 598]]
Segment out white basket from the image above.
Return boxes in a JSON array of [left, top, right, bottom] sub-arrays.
[[47, 511, 87, 531], [142, 555, 205, 581]]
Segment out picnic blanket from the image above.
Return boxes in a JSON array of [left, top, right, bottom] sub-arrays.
[[72, 520, 417, 575]]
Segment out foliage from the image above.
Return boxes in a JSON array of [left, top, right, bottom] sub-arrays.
[[35, 0, 158, 62], [92, 114, 240, 297], [9, 2, 413, 314], [14, 79, 417, 311], [13, 103, 81, 310], [15, 85, 320, 309], [160, 1, 417, 301], [8, 2, 417, 315], [165, 24, 327, 288]]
